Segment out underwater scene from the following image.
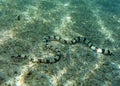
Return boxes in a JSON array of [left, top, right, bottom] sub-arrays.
[[0, 0, 120, 86]]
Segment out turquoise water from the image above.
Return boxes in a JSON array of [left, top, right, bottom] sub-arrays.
[[0, 0, 120, 86]]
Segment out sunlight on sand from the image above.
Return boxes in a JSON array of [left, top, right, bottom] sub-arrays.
[[54, 14, 80, 38], [97, 19, 114, 41], [49, 67, 67, 85], [64, 80, 75, 86], [92, 10, 114, 42], [60, 15, 72, 28], [54, 15, 73, 37], [21, 5, 39, 24], [83, 0, 114, 42], [0, 30, 14, 44], [14, 66, 28, 86], [63, 3, 70, 7]]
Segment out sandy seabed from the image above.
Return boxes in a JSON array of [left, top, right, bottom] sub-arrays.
[[0, 0, 120, 86]]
